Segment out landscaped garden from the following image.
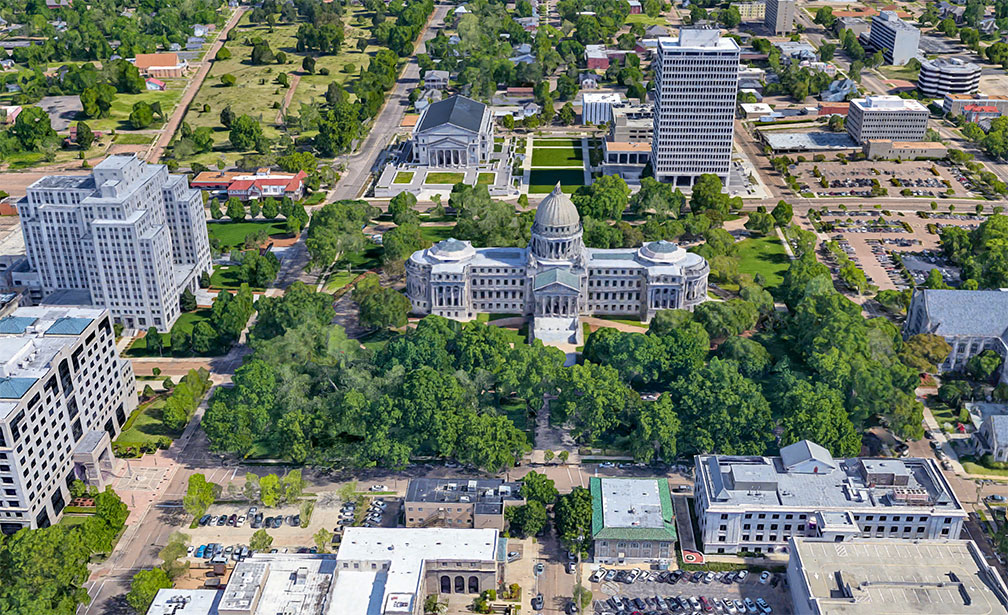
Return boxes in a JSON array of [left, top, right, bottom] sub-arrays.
[[735, 236, 791, 289], [425, 172, 465, 184], [531, 146, 583, 167], [477, 172, 495, 184], [126, 309, 215, 357], [394, 171, 415, 184], [113, 398, 181, 448], [207, 220, 289, 251]]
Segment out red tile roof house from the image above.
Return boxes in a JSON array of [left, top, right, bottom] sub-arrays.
[[226, 170, 307, 200]]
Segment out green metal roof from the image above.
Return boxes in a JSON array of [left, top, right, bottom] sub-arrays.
[[0, 377, 37, 399], [590, 476, 678, 542], [0, 317, 36, 334], [45, 317, 92, 336], [533, 268, 580, 291]]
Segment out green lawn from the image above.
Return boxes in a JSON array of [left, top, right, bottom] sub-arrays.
[[962, 461, 1008, 478], [531, 146, 583, 167], [735, 235, 790, 289], [597, 315, 648, 327], [529, 169, 585, 193], [209, 264, 262, 290], [425, 172, 465, 184], [533, 138, 582, 147], [394, 171, 415, 184], [114, 398, 184, 447], [114, 133, 155, 145], [419, 225, 455, 243], [477, 172, 495, 185], [126, 309, 216, 357], [336, 245, 383, 270], [83, 83, 187, 133], [323, 271, 357, 292], [207, 220, 289, 250], [625, 13, 669, 26], [57, 515, 92, 528]]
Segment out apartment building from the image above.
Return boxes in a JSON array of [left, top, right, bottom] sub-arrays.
[[869, 11, 920, 65], [846, 96, 929, 144], [404, 478, 523, 530], [18, 155, 212, 332], [764, 0, 795, 34], [694, 440, 967, 554], [651, 30, 740, 187], [734, 1, 764, 22], [0, 307, 136, 534]]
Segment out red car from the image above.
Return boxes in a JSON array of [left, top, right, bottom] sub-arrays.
[[699, 596, 714, 612]]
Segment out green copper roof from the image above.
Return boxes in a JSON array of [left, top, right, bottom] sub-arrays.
[[0, 377, 37, 399], [45, 317, 92, 336], [533, 268, 580, 291], [590, 476, 677, 542]]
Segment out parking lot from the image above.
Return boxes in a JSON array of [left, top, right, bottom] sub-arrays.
[[588, 567, 790, 615], [791, 160, 967, 199]]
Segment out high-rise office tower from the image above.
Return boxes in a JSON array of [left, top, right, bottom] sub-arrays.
[[17, 154, 212, 332], [651, 29, 740, 187]]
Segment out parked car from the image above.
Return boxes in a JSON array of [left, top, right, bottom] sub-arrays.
[[604, 569, 617, 582], [756, 597, 772, 614], [531, 593, 544, 611], [565, 601, 578, 614], [566, 561, 576, 574], [369, 484, 387, 491], [744, 598, 759, 614], [736, 570, 749, 583], [227, 514, 237, 526], [703, 571, 715, 584], [534, 562, 544, 575], [236, 515, 246, 527], [588, 568, 603, 582], [509, 551, 521, 563], [690, 571, 704, 583], [248, 506, 257, 516], [209, 515, 219, 526], [195, 545, 206, 558], [759, 571, 771, 585]]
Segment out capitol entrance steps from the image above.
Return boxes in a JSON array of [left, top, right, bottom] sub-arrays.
[[532, 315, 581, 345]]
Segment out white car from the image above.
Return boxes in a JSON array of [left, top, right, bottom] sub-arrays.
[[236, 515, 246, 527], [370, 484, 387, 492], [759, 571, 772, 585], [186, 545, 194, 556], [736, 570, 748, 582]]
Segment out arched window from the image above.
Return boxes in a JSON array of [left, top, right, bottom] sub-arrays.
[[454, 576, 465, 593], [440, 576, 451, 593], [468, 576, 479, 593]]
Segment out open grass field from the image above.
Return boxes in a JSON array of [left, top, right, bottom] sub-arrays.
[[533, 138, 582, 147], [477, 172, 495, 184], [529, 169, 585, 193], [419, 225, 455, 243], [114, 133, 155, 145], [82, 83, 187, 133], [114, 398, 183, 446], [207, 219, 289, 250], [625, 13, 670, 26], [425, 172, 465, 184], [531, 145, 583, 167], [177, 7, 386, 167], [210, 264, 263, 290], [394, 171, 414, 184], [735, 235, 790, 289]]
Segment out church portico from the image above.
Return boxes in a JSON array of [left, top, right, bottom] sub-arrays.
[[405, 184, 709, 344]]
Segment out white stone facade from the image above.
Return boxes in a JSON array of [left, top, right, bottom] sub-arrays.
[[18, 155, 212, 332], [651, 30, 740, 187], [405, 185, 709, 343], [410, 95, 494, 167], [869, 11, 920, 66], [845, 96, 928, 145], [0, 307, 135, 534]]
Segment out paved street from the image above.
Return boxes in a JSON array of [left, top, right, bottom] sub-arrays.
[[330, 2, 452, 201]]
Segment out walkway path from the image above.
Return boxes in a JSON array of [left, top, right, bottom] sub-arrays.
[[146, 6, 248, 163], [532, 397, 578, 464], [275, 74, 301, 124], [581, 136, 591, 185]]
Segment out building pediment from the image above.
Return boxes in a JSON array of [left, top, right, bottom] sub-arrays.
[[419, 135, 477, 148]]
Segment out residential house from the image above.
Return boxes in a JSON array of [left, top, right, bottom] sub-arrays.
[[145, 78, 166, 91], [628, 0, 642, 13], [424, 69, 450, 90], [0, 105, 21, 124], [580, 73, 599, 89], [227, 170, 308, 201], [131, 53, 187, 78], [586, 44, 609, 69], [186, 36, 205, 50]]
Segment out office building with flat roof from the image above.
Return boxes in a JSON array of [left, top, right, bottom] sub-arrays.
[[694, 440, 967, 554], [918, 57, 981, 97], [404, 477, 523, 530], [944, 93, 1008, 116], [869, 11, 920, 65], [787, 538, 1008, 615], [765, 0, 795, 34], [846, 96, 928, 144], [17, 154, 212, 332], [651, 30, 739, 187], [734, 1, 764, 21], [0, 306, 135, 533], [590, 477, 677, 564], [582, 92, 623, 125]]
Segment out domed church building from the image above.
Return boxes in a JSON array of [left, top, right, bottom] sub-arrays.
[[405, 184, 709, 344]]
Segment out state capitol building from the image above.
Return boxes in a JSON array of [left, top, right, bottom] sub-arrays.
[[405, 185, 710, 344]]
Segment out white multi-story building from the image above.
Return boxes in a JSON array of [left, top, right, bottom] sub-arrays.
[[764, 0, 794, 34], [694, 440, 967, 555], [869, 11, 920, 66], [918, 57, 981, 97], [0, 307, 135, 534], [943, 93, 1008, 116], [17, 155, 212, 332], [582, 92, 623, 125], [846, 96, 929, 144], [651, 30, 739, 187], [405, 186, 709, 344]]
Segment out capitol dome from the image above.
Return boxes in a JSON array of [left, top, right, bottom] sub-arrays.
[[532, 183, 581, 235], [427, 237, 476, 262]]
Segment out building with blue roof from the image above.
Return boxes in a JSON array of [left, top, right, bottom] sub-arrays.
[[904, 288, 1008, 382], [0, 306, 135, 534], [406, 185, 709, 344]]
